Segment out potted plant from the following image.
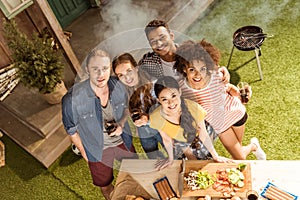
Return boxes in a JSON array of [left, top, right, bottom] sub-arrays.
[[3, 19, 67, 104]]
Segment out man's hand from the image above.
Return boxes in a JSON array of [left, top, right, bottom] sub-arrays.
[[109, 126, 123, 137]]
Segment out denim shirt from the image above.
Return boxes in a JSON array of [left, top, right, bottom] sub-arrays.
[[62, 77, 132, 162]]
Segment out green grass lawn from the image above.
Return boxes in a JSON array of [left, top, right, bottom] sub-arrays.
[[0, 0, 299, 199], [185, 0, 300, 159]]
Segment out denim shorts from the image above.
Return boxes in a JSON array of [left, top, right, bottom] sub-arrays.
[[173, 139, 212, 160]]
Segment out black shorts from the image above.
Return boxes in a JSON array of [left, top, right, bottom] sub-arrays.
[[233, 112, 248, 127]]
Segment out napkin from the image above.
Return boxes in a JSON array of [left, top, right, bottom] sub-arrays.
[[110, 173, 152, 200]]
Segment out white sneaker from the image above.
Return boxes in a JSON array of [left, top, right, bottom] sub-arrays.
[[251, 137, 267, 160]]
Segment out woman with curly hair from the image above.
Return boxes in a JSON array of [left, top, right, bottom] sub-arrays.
[[174, 39, 266, 160]]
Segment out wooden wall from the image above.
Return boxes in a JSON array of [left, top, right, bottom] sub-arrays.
[[0, 2, 48, 69]]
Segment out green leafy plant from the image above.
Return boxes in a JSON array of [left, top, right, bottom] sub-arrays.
[[3, 19, 64, 94]]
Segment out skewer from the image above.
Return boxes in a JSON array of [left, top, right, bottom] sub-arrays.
[[265, 186, 294, 200]]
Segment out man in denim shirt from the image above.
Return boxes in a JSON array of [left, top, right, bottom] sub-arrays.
[[62, 49, 136, 200]]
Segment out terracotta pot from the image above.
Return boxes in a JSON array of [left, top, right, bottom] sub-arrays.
[[41, 81, 67, 104]]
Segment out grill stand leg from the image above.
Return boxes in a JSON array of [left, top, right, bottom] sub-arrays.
[[227, 45, 235, 68], [254, 48, 263, 80]]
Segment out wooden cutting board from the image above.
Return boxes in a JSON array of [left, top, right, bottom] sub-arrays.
[[182, 160, 252, 198]]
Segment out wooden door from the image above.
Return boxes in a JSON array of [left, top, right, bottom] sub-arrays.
[[47, 0, 90, 29]]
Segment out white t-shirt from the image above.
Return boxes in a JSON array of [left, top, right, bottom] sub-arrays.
[[102, 100, 123, 148], [160, 58, 182, 81]]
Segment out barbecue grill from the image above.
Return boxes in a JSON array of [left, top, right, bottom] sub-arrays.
[[227, 26, 270, 80]]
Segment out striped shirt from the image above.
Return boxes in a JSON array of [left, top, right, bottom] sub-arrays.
[[179, 72, 246, 134]]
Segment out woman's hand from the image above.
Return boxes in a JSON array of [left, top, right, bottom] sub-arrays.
[[154, 158, 174, 170], [218, 66, 230, 84], [244, 85, 252, 100], [133, 115, 149, 127], [213, 155, 233, 163]]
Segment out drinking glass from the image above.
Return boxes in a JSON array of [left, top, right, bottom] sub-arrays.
[[237, 82, 250, 104], [246, 190, 259, 200], [104, 119, 118, 135]]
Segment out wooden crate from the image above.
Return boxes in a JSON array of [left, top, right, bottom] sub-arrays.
[[0, 140, 4, 167]]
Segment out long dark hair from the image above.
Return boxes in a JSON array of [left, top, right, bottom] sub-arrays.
[[154, 76, 197, 142], [129, 83, 156, 115]]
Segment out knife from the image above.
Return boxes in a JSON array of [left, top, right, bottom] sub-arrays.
[[178, 158, 185, 198]]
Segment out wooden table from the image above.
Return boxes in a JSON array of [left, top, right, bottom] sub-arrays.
[[116, 159, 300, 199]]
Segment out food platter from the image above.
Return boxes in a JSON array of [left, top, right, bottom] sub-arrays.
[[181, 160, 252, 198]]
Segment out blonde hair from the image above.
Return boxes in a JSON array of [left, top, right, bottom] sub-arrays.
[[86, 49, 110, 67]]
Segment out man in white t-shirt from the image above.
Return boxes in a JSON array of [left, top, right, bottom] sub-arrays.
[[138, 19, 230, 82]]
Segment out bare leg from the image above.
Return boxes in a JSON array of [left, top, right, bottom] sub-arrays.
[[218, 127, 255, 160], [100, 184, 114, 200], [232, 124, 258, 154], [232, 124, 245, 144]]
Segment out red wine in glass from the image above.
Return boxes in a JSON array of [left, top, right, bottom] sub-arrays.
[[247, 193, 258, 200], [246, 190, 259, 200], [237, 82, 250, 104], [240, 89, 249, 104]]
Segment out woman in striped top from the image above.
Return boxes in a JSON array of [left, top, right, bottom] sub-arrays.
[[174, 40, 266, 160]]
